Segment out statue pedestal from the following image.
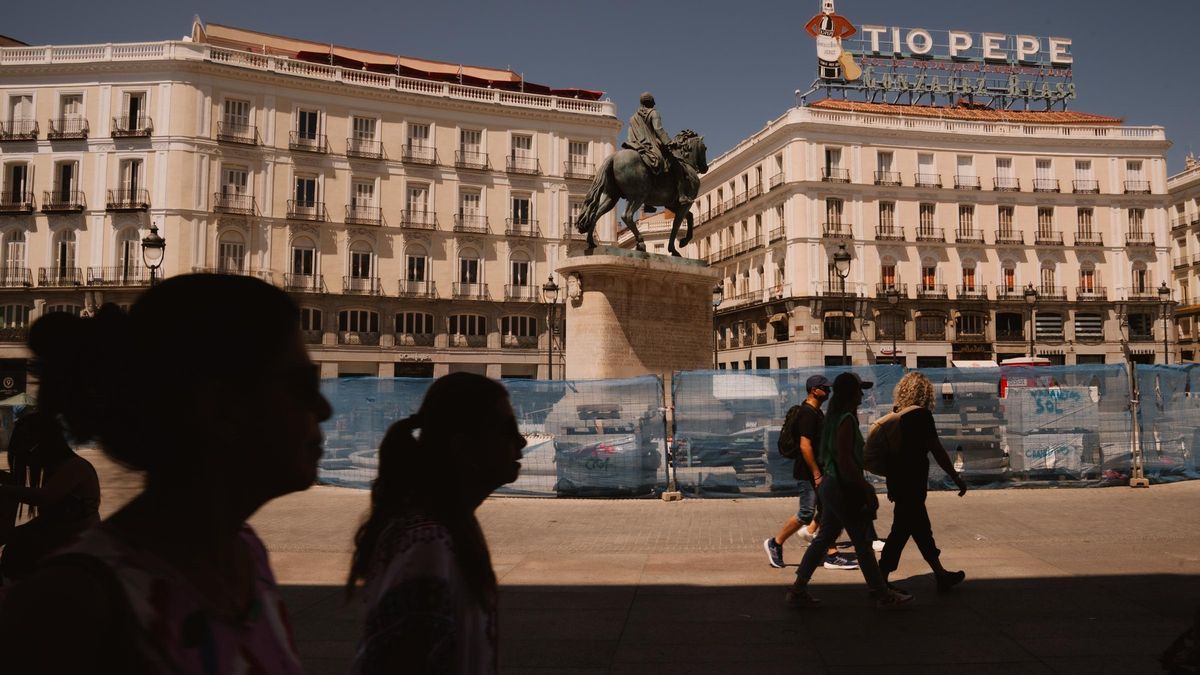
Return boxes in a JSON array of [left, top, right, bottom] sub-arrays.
[[556, 247, 721, 380]]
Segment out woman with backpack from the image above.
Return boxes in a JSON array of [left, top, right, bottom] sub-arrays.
[[877, 372, 968, 592]]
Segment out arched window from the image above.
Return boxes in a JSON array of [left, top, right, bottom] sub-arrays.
[[1075, 312, 1103, 342], [349, 241, 373, 279], [405, 243, 428, 282], [915, 313, 946, 341], [509, 250, 532, 299], [501, 315, 538, 347], [457, 247, 483, 297], [218, 230, 246, 273], [45, 304, 83, 316], [338, 309, 379, 345], [396, 312, 435, 346], [1035, 311, 1064, 340], [299, 307, 322, 333], [0, 304, 30, 330], [1000, 260, 1016, 295], [449, 314, 487, 347], [955, 313, 986, 338], [996, 312, 1024, 341]]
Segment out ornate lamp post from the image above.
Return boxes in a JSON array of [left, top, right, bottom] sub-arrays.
[[832, 244, 852, 365], [1159, 281, 1172, 364], [711, 282, 724, 369], [1024, 283, 1038, 358], [886, 286, 901, 366], [541, 274, 560, 380], [141, 221, 165, 286]]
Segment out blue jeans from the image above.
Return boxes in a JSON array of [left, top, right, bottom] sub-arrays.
[[795, 478, 817, 525], [793, 478, 886, 592]]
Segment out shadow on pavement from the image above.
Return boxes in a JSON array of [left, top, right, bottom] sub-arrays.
[[283, 573, 1196, 674]]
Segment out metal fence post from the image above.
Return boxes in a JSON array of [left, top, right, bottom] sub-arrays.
[[1127, 356, 1150, 488], [661, 371, 683, 501]]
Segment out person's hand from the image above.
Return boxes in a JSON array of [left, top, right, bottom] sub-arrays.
[[814, 473, 823, 487], [954, 474, 968, 497]]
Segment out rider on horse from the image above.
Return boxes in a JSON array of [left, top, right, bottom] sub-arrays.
[[622, 92, 691, 213]]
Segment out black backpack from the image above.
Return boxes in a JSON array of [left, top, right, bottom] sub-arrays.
[[777, 405, 804, 459]]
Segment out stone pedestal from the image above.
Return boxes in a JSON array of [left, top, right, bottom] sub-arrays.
[[556, 247, 721, 380]]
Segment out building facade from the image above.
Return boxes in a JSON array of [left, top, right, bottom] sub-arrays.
[[0, 21, 619, 381], [1168, 156, 1200, 362], [683, 100, 1174, 369]]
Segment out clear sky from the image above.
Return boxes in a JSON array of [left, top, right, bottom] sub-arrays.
[[6, 0, 1198, 172]]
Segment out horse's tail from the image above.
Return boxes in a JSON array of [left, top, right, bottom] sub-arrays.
[[576, 154, 616, 234]]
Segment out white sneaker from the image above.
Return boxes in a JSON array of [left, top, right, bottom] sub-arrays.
[[798, 527, 816, 543], [872, 539, 885, 553]]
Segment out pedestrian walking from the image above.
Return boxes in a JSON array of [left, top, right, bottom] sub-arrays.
[[877, 372, 967, 592], [348, 372, 526, 674], [0, 274, 331, 673], [764, 375, 857, 571], [786, 372, 912, 610]]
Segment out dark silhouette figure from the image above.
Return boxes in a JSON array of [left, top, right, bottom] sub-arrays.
[[0, 274, 331, 673], [348, 372, 526, 674], [0, 409, 100, 581], [878, 372, 967, 592]]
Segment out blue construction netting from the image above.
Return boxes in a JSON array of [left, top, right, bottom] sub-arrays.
[[318, 375, 665, 497], [1135, 364, 1200, 483]]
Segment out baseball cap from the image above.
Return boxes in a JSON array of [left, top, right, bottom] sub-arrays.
[[805, 375, 833, 392], [833, 371, 874, 394]]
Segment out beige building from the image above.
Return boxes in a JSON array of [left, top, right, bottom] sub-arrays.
[[681, 99, 1174, 369], [0, 20, 619, 383], [1168, 155, 1200, 362]]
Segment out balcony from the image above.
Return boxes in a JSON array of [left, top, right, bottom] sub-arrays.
[[562, 221, 588, 241], [914, 173, 941, 188], [47, 117, 88, 140], [995, 287, 1024, 302], [0, 119, 38, 141], [0, 191, 34, 214], [283, 273, 324, 293], [1124, 180, 1151, 195], [956, 285, 988, 301], [768, 226, 785, 243], [875, 225, 904, 241], [1036, 285, 1068, 301], [993, 177, 1020, 191], [915, 227, 945, 243], [502, 334, 539, 349], [346, 138, 384, 160], [452, 282, 489, 300], [86, 266, 150, 287], [1176, 256, 1194, 270], [564, 161, 595, 180], [455, 150, 490, 171], [874, 171, 901, 187], [769, 173, 784, 189], [1033, 178, 1060, 193], [1077, 286, 1107, 301], [1034, 230, 1064, 246], [38, 267, 83, 287], [955, 229, 985, 244], [747, 184, 763, 202], [0, 327, 28, 343], [821, 167, 849, 183], [339, 331, 381, 346], [342, 276, 382, 295], [996, 329, 1025, 342], [212, 192, 256, 215], [1173, 216, 1191, 232], [995, 230, 1023, 245], [1126, 287, 1159, 302], [196, 266, 274, 283], [216, 122, 258, 145], [1072, 179, 1099, 194], [917, 284, 949, 299], [401, 144, 438, 165], [111, 115, 152, 138], [1074, 231, 1103, 247], [822, 222, 851, 239], [505, 219, 540, 238], [506, 155, 541, 175], [1126, 231, 1154, 247], [449, 334, 487, 348], [816, 282, 857, 297], [0, 268, 31, 288], [289, 131, 327, 153], [106, 188, 149, 211], [400, 210, 438, 230], [396, 332, 436, 348], [505, 284, 539, 301], [287, 200, 326, 221], [453, 214, 489, 234], [874, 283, 907, 298], [398, 279, 437, 298], [954, 175, 981, 190], [734, 191, 747, 207], [345, 204, 383, 226]]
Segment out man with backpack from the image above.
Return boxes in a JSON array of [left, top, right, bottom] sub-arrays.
[[764, 375, 858, 571]]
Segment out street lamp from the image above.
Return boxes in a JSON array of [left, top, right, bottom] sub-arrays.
[[1024, 283, 1038, 358], [711, 282, 724, 369], [886, 286, 901, 367], [141, 221, 165, 286], [832, 244, 852, 365], [1159, 281, 1172, 364], [541, 274, 560, 380]]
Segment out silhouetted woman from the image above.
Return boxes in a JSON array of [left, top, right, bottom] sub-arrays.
[[0, 409, 100, 581], [348, 372, 526, 674], [0, 274, 332, 673]]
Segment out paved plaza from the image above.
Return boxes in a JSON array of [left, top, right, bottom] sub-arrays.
[[87, 450, 1199, 674]]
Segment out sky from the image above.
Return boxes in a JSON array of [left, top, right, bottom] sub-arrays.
[[5, 0, 1198, 172]]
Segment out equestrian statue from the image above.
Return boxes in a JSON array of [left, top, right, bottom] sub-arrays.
[[574, 92, 708, 256]]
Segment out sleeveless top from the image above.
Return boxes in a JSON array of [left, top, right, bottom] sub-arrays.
[[49, 525, 304, 675], [820, 411, 864, 482]]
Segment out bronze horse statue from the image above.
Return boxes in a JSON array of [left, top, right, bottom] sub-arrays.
[[574, 130, 708, 256]]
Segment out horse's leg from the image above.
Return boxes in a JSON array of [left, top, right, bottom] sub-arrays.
[[622, 200, 646, 252], [678, 204, 695, 248], [667, 210, 684, 257], [585, 192, 617, 254]]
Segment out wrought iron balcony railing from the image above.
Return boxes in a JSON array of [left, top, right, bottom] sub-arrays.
[[455, 150, 490, 170], [993, 176, 1020, 191], [1034, 230, 1064, 246], [213, 192, 256, 215], [1124, 180, 1151, 195], [287, 199, 326, 221], [874, 171, 901, 186], [289, 131, 327, 153], [452, 282, 489, 299], [1033, 178, 1060, 193], [346, 137, 384, 159], [342, 276, 382, 295], [505, 284, 539, 301], [86, 266, 150, 286], [398, 279, 437, 298], [995, 230, 1023, 245], [0, 119, 38, 141], [769, 172, 784, 189], [914, 173, 941, 188], [1077, 286, 1107, 301], [955, 229, 984, 244], [915, 227, 945, 242], [769, 226, 785, 243], [401, 144, 438, 165], [47, 117, 88, 140], [106, 188, 149, 211], [217, 122, 258, 145], [875, 225, 904, 241], [917, 284, 948, 299], [1126, 231, 1154, 246], [0, 191, 34, 214], [1074, 231, 1103, 247], [501, 334, 538, 349], [453, 213, 489, 233], [817, 282, 858, 297], [505, 155, 540, 175], [283, 273, 324, 293], [874, 283, 907, 298], [1072, 179, 1099, 194], [339, 331, 381, 346], [0, 268, 32, 288], [111, 115, 152, 137], [448, 333, 487, 348], [563, 161, 594, 180], [504, 219, 540, 237], [395, 332, 436, 347], [345, 204, 383, 225], [401, 210, 438, 229], [821, 167, 850, 183], [38, 267, 83, 287], [956, 284, 988, 300], [954, 175, 981, 190], [821, 222, 851, 239], [1036, 285, 1068, 301]]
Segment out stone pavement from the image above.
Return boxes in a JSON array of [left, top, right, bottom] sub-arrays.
[[85, 450, 1200, 674]]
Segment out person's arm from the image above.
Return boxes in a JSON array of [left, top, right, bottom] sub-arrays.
[[0, 459, 87, 507], [836, 416, 877, 508], [799, 436, 822, 485], [804, 15, 822, 36], [649, 110, 672, 146], [923, 412, 967, 497]]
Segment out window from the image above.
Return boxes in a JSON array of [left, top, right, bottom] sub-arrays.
[[1077, 208, 1093, 236], [449, 314, 486, 336], [511, 194, 532, 224], [223, 99, 251, 129], [825, 198, 843, 226], [957, 155, 975, 177], [217, 231, 245, 273], [1036, 158, 1053, 180], [396, 312, 434, 335], [568, 200, 584, 227], [297, 109, 320, 140], [124, 92, 146, 126], [1040, 266, 1056, 290], [116, 229, 139, 276], [352, 116, 376, 142], [919, 203, 935, 235], [4, 231, 25, 273], [1079, 268, 1096, 292], [511, 134, 532, 158], [405, 245, 427, 282], [408, 123, 430, 147], [0, 304, 30, 328], [568, 140, 588, 165], [996, 312, 1023, 340], [962, 265, 977, 291], [54, 230, 76, 273], [292, 238, 315, 276], [880, 263, 897, 288], [921, 264, 938, 290], [460, 129, 482, 154], [1128, 313, 1153, 339], [823, 314, 851, 340], [294, 175, 317, 207], [352, 180, 376, 208], [502, 316, 538, 337], [510, 254, 531, 288], [1133, 267, 1150, 294], [1129, 208, 1145, 236], [916, 315, 945, 340], [6, 163, 29, 198], [459, 189, 481, 216], [876, 313, 903, 339], [958, 205, 974, 233], [339, 310, 379, 333], [1075, 159, 1093, 182], [222, 166, 248, 196], [1126, 160, 1144, 182], [300, 308, 322, 332], [998, 205, 1014, 237], [349, 243, 373, 279], [877, 151, 894, 174], [59, 93, 82, 119], [824, 147, 841, 171], [1075, 313, 1103, 341], [44, 304, 82, 316], [996, 157, 1015, 188], [54, 161, 77, 201], [119, 159, 142, 194], [879, 201, 895, 231], [1002, 264, 1016, 292], [8, 94, 32, 124], [1037, 207, 1055, 238], [955, 314, 986, 337], [407, 183, 429, 216], [1035, 312, 1064, 340], [459, 250, 480, 284], [917, 153, 935, 183]]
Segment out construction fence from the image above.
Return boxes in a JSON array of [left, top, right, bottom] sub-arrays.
[[318, 363, 1200, 497]]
